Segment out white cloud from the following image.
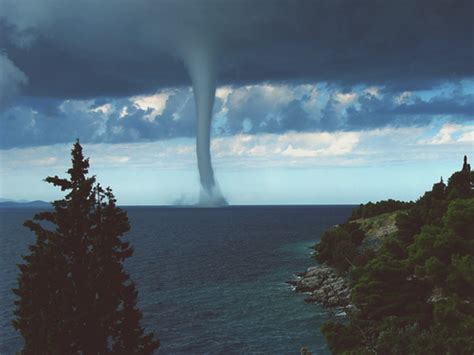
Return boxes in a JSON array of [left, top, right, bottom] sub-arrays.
[[215, 86, 233, 118], [417, 123, 474, 145], [458, 131, 474, 143], [119, 106, 128, 118], [30, 156, 58, 166], [259, 84, 295, 104], [132, 90, 173, 122], [394, 91, 412, 105], [215, 86, 233, 102], [364, 86, 381, 98], [334, 92, 357, 105], [91, 103, 113, 115], [105, 156, 130, 164], [227, 83, 296, 111], [429, 124, 459, 144], [212, 131, 360, 160], [365, 126, 425, 138], [59, 99, 93, 113], [1, 124, 472, 178]]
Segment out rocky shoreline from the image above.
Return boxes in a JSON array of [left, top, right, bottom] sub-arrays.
[[287, 264, 351, 308], [287, 212, 401, 309]]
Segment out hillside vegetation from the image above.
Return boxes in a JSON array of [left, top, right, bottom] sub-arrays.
[[316, 156, 474, 354], [350, 199, 413, 220], [314, 207, 403, 274]]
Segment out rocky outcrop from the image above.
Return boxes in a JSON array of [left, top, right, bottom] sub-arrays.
[[287, 264, 350, 308], [289, 213, 401, 309]]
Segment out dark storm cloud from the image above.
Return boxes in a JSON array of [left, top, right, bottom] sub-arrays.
[[223, 88, 474, 134], [343, 92, 474, 130], [0, 53, 28, 108], [1, 85, 472, 149], [0, 0, 472, 101], [0, 91, 227, 149]]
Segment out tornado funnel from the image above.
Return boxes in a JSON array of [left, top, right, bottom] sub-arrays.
[[185, 48, 227, 206]]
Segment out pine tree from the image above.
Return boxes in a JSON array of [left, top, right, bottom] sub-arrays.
[[447, 155, 473, 199], [12, 140, 159, 354]]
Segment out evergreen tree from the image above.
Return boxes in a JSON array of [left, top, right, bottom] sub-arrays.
[[12, 140, 159, 354], [447, 155, 473, 199]]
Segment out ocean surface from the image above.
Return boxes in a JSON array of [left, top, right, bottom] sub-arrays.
[[0, 205, 354, 354]]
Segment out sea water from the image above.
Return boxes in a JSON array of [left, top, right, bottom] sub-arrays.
[[0, 206, 353, 354]]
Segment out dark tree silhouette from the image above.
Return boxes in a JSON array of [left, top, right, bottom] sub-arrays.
[[447, 155, 473, 199], [13, 140, 159, 354]]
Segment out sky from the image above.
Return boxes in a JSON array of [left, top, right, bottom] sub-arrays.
[[0, 0, 473, 205]]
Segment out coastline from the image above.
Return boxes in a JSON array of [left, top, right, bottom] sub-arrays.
[[287, 263, 350, 309], [287, 211, 401, 310]]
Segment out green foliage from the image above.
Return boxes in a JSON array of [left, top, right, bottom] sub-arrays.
[[12, 140, 160, 354], [350, 199, 413, 220], [352, 254, 432, 324], [321, 321, 361, 354], [321, 156, 474, 354], [444, 199, 474, 238], [315, 222, 366, 273]]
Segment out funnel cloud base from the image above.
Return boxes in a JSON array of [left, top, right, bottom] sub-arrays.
[[198, 186, 228, 207]]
